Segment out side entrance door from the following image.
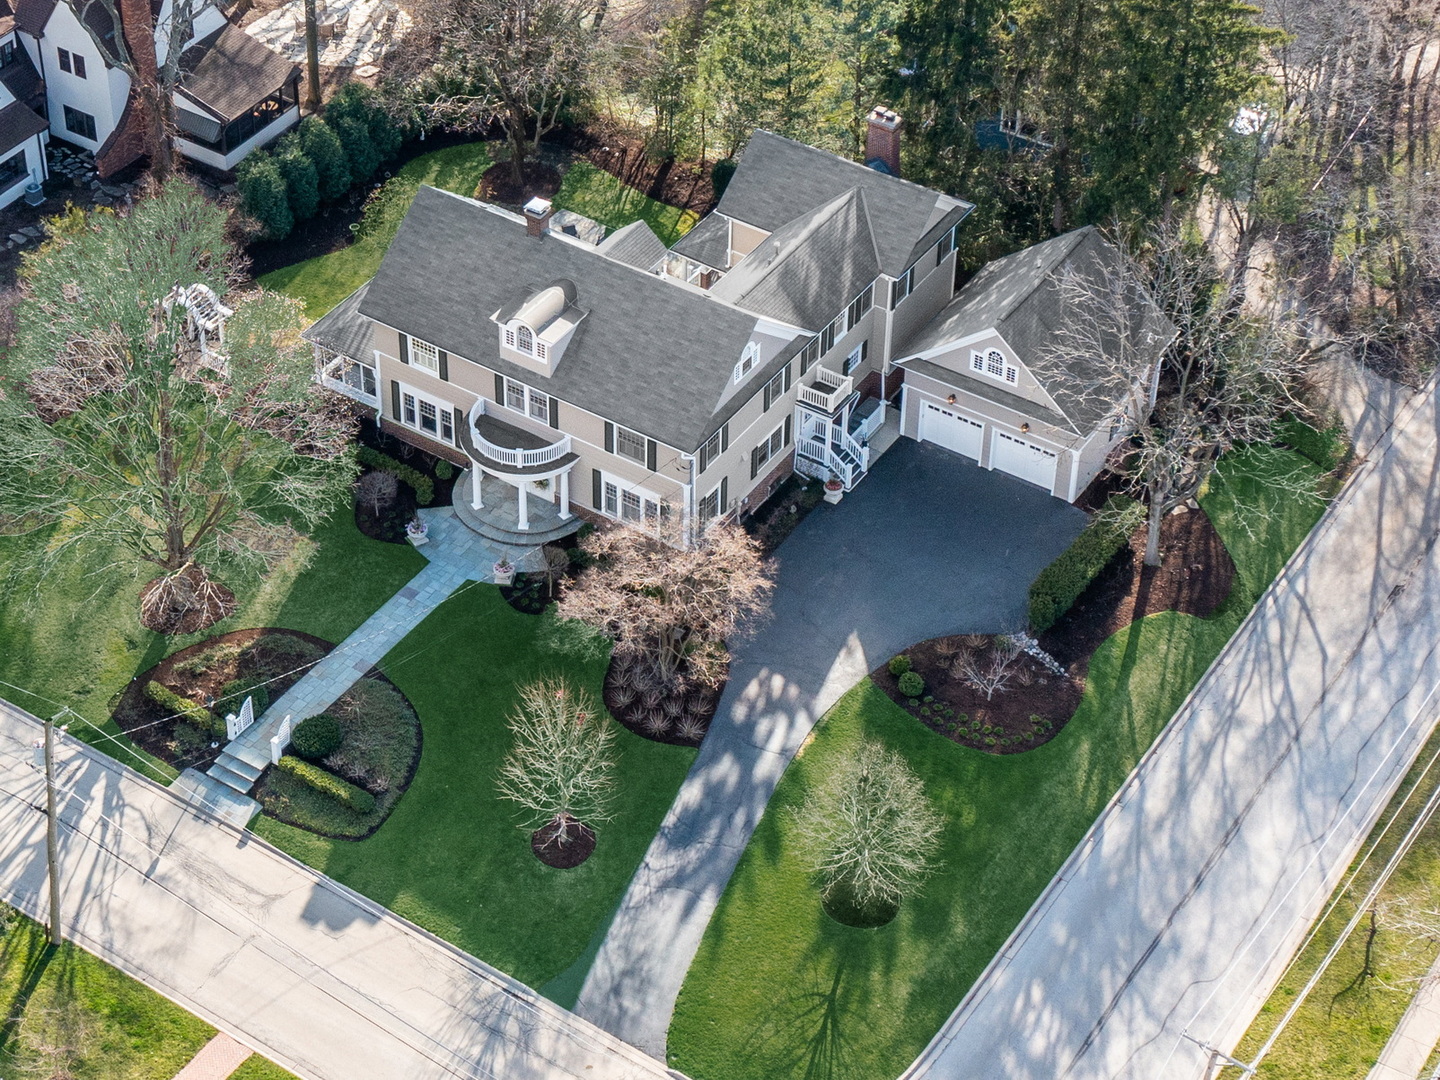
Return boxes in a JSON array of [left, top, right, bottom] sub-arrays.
[[919, 401, 984, 461], [991, 430, 1058, 491]]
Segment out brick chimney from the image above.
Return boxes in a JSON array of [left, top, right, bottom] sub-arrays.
[[96, 0, 158, 176], [865, 107, 903, 177], [523, 196, 555, 238]]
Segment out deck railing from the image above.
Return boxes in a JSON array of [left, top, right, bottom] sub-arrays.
[[467, 399, 572, 468], [796, 368, 854, 413]]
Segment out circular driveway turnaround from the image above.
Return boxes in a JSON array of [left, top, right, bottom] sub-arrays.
[[575, 437, 1088, 1058]]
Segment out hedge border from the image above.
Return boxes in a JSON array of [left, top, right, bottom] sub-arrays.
[[144, 680, 225, 739], [276, 755, 376, 814], [1028, 494, 1139, 633], [357, 446, 435, 505]]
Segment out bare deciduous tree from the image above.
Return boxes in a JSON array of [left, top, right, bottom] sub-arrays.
[[14, 1000, 98, 1080], [951, 634, 1024, 700], [789, 740, 944, 915], [555, 519, 774, 690], [495, 677, 617, 850], [390, 0, 598, 186], [357, 470, 399, 516]]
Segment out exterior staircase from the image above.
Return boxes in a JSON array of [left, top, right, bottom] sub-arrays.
[[207, 740, 269, 796]]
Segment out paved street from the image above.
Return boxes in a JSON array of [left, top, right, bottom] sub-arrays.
[[903, 381, 1440, 1079], [0, 699, 673, 1080], [575, 440, 1087, 1056]]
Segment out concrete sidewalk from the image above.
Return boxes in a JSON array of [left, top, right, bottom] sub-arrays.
[[1366, 952, 1440, 1080], [0, 697, 676, 1080]]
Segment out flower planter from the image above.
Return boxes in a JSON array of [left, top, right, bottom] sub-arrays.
[[405, 524, 429, 547], [493, 563, 516, 586], [823, 482, 844, 505]]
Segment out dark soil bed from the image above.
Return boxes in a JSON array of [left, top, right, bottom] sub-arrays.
[[355, 465, 420, 543], [562, 123, 718, 214], [138, 565, 237, 635], [532, 820, 596, 868], [478, 160, 562, 206], [1039, 506, 1235, 675], [744, 474, 825, 554], [114, 628, 335, 773], [602, 651, 727, 747], [872, 640, 1084, 754]]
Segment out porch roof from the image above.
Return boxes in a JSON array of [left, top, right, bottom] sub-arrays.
[[303, 283, 373, 360], [0, 98, 45, 155], [179, 24, 298, 122]]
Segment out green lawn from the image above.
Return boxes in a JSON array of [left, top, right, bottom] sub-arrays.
[[251, 583, 696, 989], [0, 511, 425, 781], [258, 145, 697, 318], [668, 446, 1328, 1080]]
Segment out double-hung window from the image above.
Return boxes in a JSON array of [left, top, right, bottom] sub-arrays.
[[615, 424, 647, 465], [601, 474, 670, 530], [698, 486, 722, 525], [845, 285, 874, 331], [970, 348, 1019, 386], [843, 340, 869, 377], [502, 376, 552, 422], [399, 387, 455, 443], [57, 48, 70, 73], [505, 378, 527, 412], [798, 336, 820, 375], [750, 420, 791, 478], [891, 265, 916, 308], [409, 336, 440, 376], [699, 425, 727, 473], [936, 225, 956, 265], [528, 388, 550, 423], [819, 319, 838, 356], [762, 364, 791, 410]]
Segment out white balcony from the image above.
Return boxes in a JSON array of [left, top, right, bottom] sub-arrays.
[[796, 367, 854, 414], [463, 398, 574, 473]]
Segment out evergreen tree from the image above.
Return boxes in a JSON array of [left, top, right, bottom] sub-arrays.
[[236, 152, 293, 239], [275, 133, 320, 222], [299, 116, 351, 201]]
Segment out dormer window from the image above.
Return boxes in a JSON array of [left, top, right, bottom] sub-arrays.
[[517, 324, 534, 354], [971, 348, 1018, 386], [734, 341, 760, 383], [496, 278, 585, 370]]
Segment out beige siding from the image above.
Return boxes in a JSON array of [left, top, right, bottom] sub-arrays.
[[730, 220, 769, 262], [888, 247, 959, 356], [920, 332, 1065, 416]]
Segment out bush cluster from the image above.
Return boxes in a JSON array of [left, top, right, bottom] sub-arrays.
[[897, 670, 925, 698], [887, 655, 912, 677], [1028, 494, 1140, 633], [218, 677, 270, 717], [276, 755, 376, 814], [236, 85, 404, 240], [291, 714, 344, 760], [1277, 418, 1348, 473], [144, 681, 224, 738], [357, 446, 434, 504]]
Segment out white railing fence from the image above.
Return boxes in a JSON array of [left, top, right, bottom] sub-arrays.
[[467, 399, 572, 468]]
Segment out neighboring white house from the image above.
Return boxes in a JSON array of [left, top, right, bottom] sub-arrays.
[[7, 0, 298, 175], [0, 5, 49, 207]]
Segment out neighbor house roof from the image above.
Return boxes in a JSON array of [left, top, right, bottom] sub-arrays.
[[898, 226, 1177, 432], [0, 46, 43, 104], [0, 97, 47, 153], [179, 23, 297, 122], [358, 186, 802, 451], [709, 188, 880, 332], [9, 0, 50, 35], [715, 129, 973, 277], [303, 283, 373, 361], [668, 212, 730, 270], [597, 219, 667, 271]]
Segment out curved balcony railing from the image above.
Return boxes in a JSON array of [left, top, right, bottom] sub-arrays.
[[467, 398, 572, 469]]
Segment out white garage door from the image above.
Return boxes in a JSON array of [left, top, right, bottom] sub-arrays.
[[919, 402, 984, 461], [991, 430, 1058, 491]]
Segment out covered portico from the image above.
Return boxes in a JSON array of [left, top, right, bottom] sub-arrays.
[[456, 398, 582, 544]]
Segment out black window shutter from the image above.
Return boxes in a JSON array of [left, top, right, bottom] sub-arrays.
[[604, 422, 614, 454], [783, 362, 792, 392], [398, 335, 409, 364], [751, 446, 760, 479], [763, 380, 773, 411], [890, 280, 899, 309], [784, 415, 792, 446], [720, 477, 727, 513], [494, 373, 505, 402], [592, 469, 603, 509], [390, 380, 401, 420], [438, 350, 449, 381], [721, 423, 729, 452], [548, 396, 560, 428], [646, 438, 657, 472]]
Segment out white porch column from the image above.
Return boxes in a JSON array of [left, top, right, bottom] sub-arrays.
[[558, 471, 572, 520], [470, 469, 484, 510], [517, 483, 529, 531]]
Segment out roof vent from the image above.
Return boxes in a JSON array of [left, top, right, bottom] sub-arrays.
[[523, 196, 554, 238], [865, 106, 903, 177]]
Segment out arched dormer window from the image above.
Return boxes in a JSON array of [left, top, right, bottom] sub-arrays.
[[733, 341, 760, 384], [516, 324, 534, 355]]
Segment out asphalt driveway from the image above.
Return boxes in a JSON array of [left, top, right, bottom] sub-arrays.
[[575, 437, 1087, 1057]]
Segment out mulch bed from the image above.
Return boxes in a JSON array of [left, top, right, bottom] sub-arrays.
[[872, 643, 1083, 754], [601, 652, 727, 748], [532, 820, 596, 868], [563, 123, 718, 215], [113, 628, 334, 773], [478, 160, 562, 206], [1039, 506, 1235, 675], [354, 466, 419, 543], [744, 474, 826, 555]]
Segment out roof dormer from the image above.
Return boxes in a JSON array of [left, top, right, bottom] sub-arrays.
[[494, 278, 587, 375]]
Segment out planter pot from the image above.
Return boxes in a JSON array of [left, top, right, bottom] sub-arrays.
[[493, 566, 516, 586], [823, 486, 844, 505], [405, 529, 429, 547]]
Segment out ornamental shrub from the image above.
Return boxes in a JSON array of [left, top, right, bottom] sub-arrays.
[[291, 714, 344, 760], [144, 681, 224, 738], [331, 113, 380, 184], [235, 151, 292, 240], [276, 755, 375, 813], [299, 116, 350, 201], [433, 459, 454, 480], [218, 677, 270, 717], [887, 655, 912, 676], [1027, 494, 1139, 633], [275, 133, 320, 222], [327, 82, 402, 164], [356, 446, 434, 504], [897, 670, 925, 697]]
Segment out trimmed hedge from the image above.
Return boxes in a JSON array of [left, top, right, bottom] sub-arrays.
[[1278, 418, 1348, 473], [887, 655, 912, 676], [144, 681, 224, 738], [357, 446, 435, 505], [276, 755, 376, 814], [1028, 494, 1140, 633], [291, 714, 343, 760]]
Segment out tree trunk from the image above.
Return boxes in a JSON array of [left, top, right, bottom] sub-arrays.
[[304, 0, 322, 113], [1144, 499, 1163, 567], [141, 80, 175, 183]]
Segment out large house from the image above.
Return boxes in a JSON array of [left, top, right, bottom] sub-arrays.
[[307, 109, 1174, 545], [0, 0, 298, 181]]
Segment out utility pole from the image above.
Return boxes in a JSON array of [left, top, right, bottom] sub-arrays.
[[41, 710, 66, 946]]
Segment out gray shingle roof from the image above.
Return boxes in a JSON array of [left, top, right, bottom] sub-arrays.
[[302, 282, 372, 359], [716, 130, 973, 277], [12, 0, 54, 35], [668, 212, 730, 269], [898, 226, 1177, 432], [359, 186, 795, 452], [597, 219, 667, 271], [0, 98, 46, 154], [180, 24, 298, 122], [709, 188, 880, 332]]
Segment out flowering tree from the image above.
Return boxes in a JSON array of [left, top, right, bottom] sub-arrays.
[[495, 677, 617, 851]]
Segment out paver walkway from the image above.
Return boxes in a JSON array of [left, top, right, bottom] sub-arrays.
[[0, 697, 677, 1080], [574, 440, 1086, 1056], [1366, 952, 1440, 1080], [173, 1033, 253, 1080]]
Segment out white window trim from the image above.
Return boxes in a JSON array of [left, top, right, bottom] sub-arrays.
[[409, 335, 440, 375], [503, 376, 550, 421], [396, 381, 456, 443], [614, 423, 647, 465], [733, 341, 760, 384], [754, 421, 788, 472], [892, 265, 916, 307], [598, 470, 672, 528], [844, 345, 864, 376], [970, 348, 1019, 387]]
